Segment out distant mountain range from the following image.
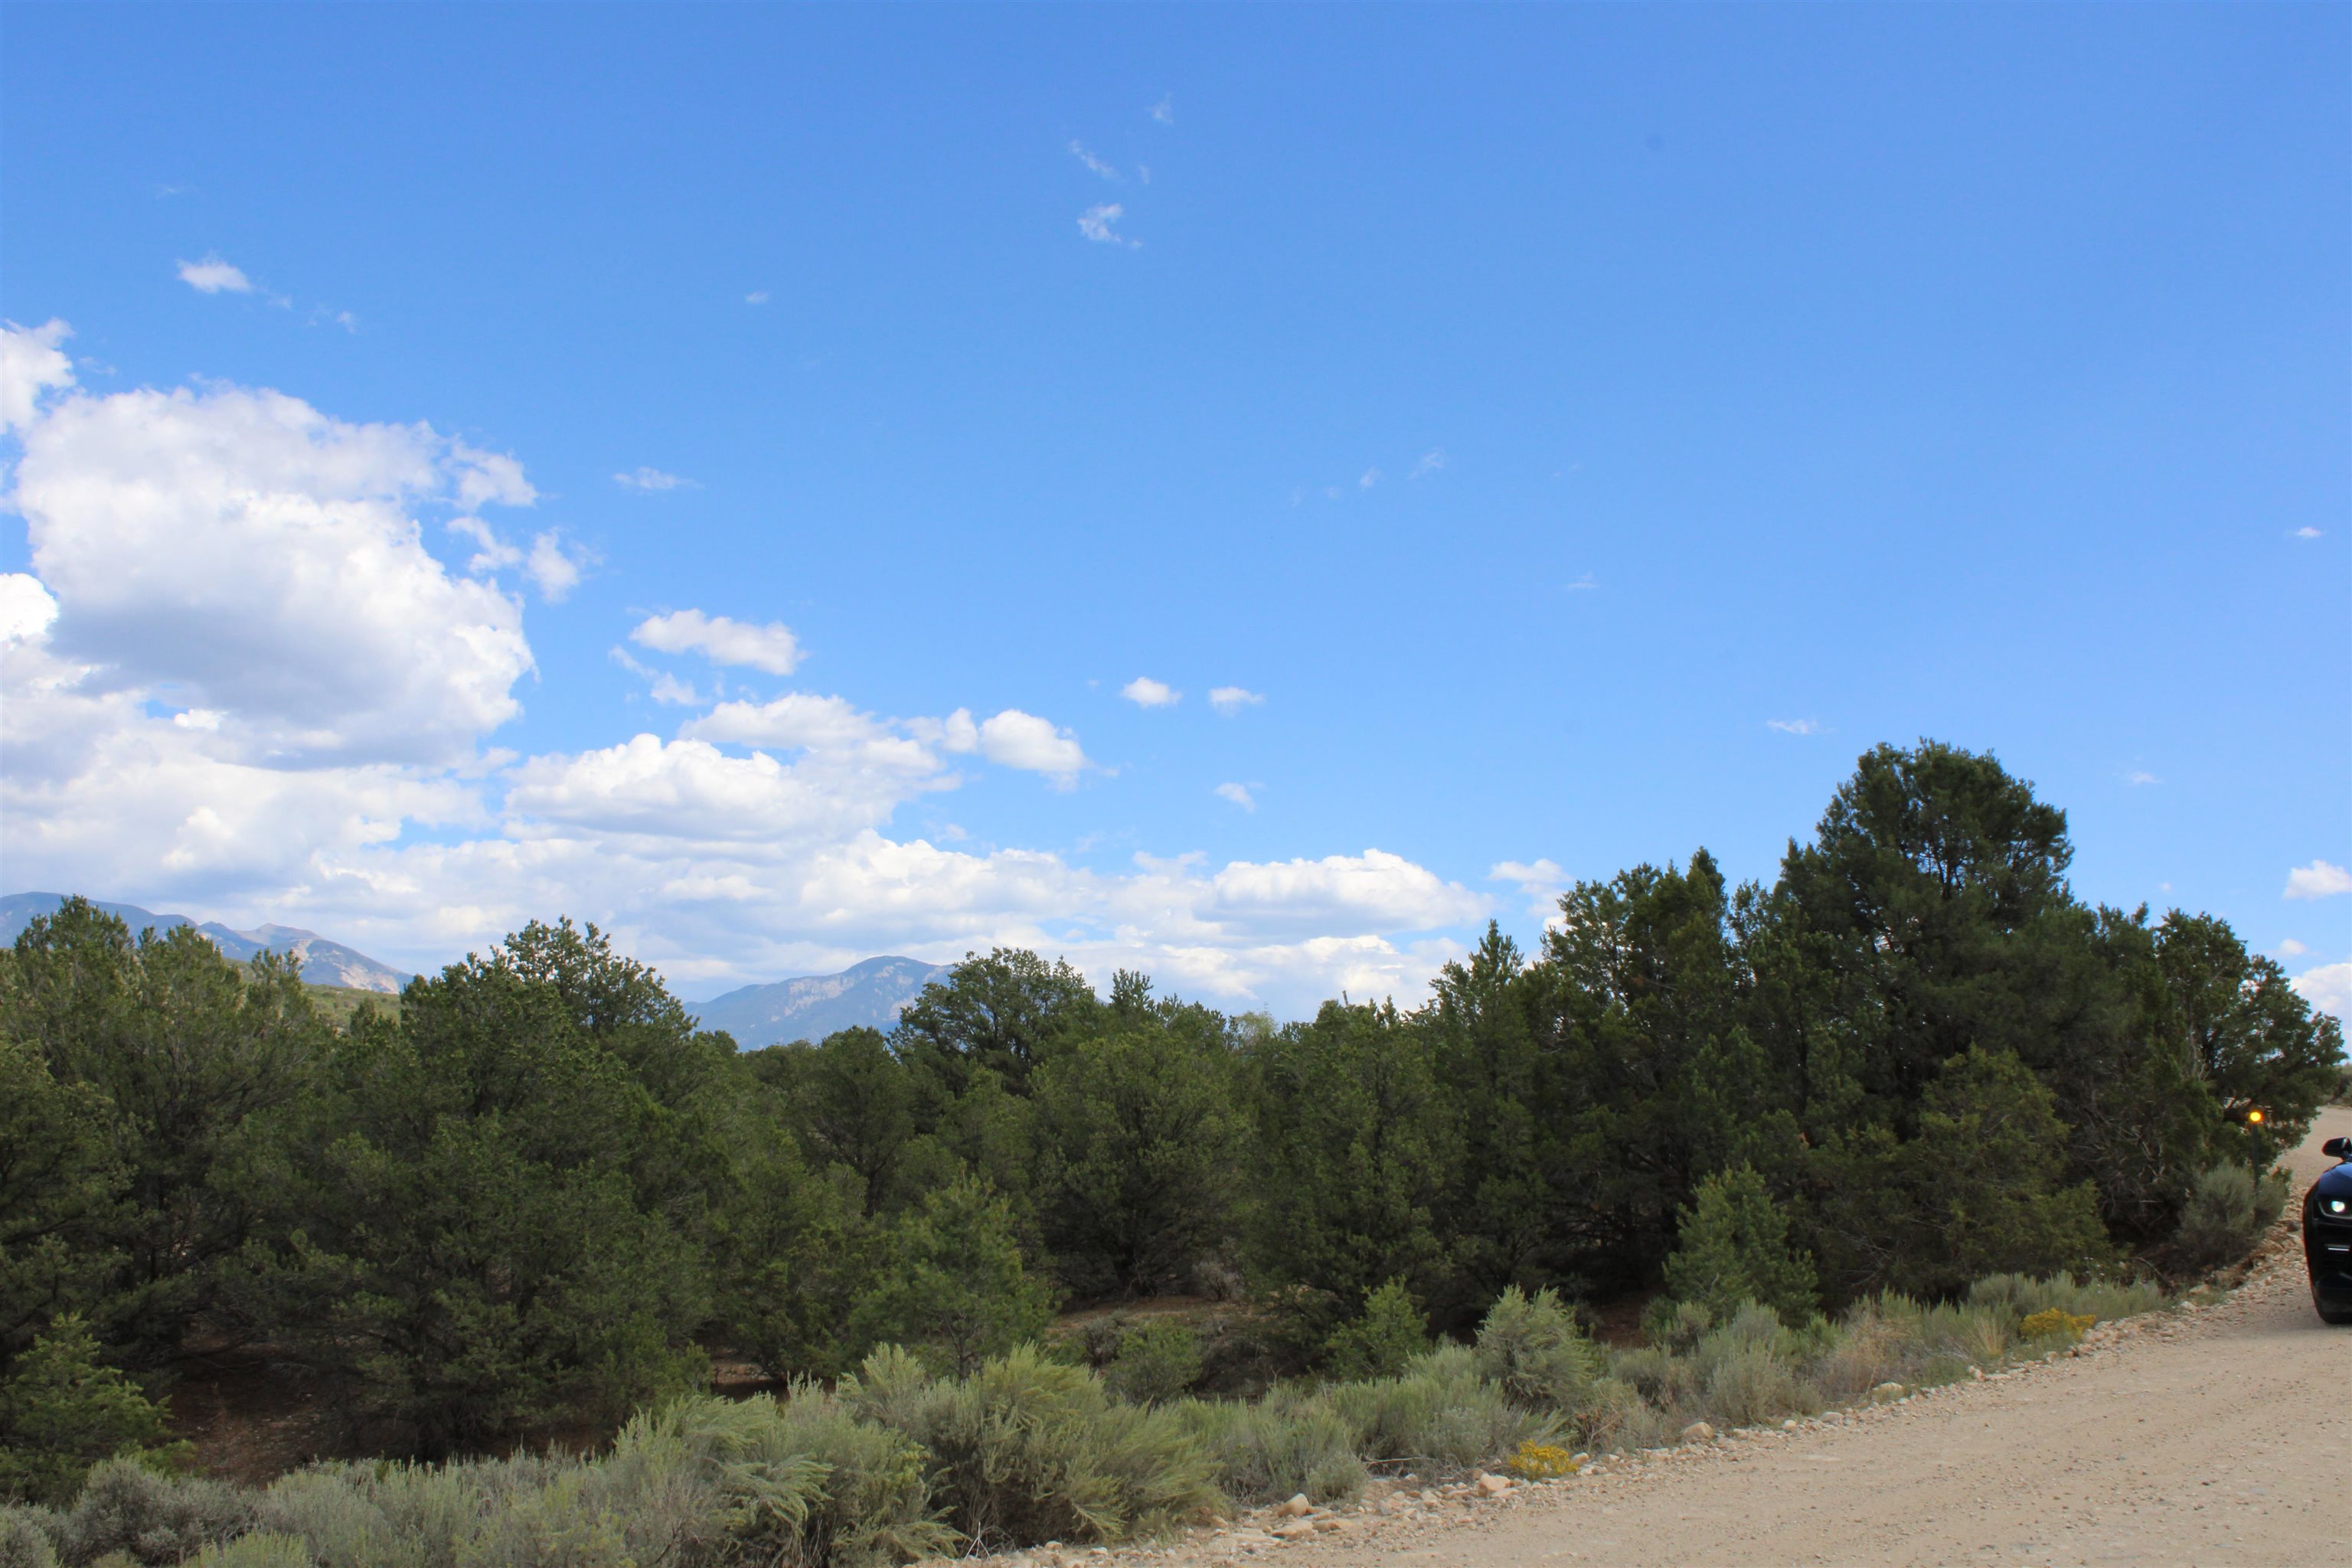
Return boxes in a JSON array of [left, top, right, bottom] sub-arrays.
[[694, 955, 948, 1048], [0, 893, 415, 994]]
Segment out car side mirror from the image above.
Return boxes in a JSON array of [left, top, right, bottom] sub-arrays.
[[2326, 1136, 2352, 1160]]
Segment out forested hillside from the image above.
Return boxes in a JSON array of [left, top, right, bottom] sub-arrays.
[[2, 743, 2339, 1485]]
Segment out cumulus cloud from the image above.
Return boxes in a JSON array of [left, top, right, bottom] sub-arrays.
[[0, 327, 1501, 1019], [2, 318, 75, 432], [1, 573, 60, 645], [974, 709, 1087, 783], [2285, 860, 2352, 900], [1122, 676, 1179, 707], [616, 467, 692, 491], [1209, 686, 1264, 715], [2293, 959, 2350, 1021], [176, 255, 253, 294], [631, 609, 802, 675], [1768, 718, 1824, 737], [2279, 938, 2308, 957], [1078, 204, 1138, 247], [8, 352, 535, 765], [2294, 527, 2322, 540], [1215, 782, 1256, 811]]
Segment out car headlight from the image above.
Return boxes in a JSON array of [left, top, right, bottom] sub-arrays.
[[2328, 1197, 2350, 1217]]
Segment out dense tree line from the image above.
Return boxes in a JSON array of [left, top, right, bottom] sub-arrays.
[[0, 742, 2340, 1474]]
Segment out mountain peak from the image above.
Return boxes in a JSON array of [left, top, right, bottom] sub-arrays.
[[695, 956, 947, 1048]]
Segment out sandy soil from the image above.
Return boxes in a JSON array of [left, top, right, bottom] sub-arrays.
[[1101, 1108, 2351, 1568]]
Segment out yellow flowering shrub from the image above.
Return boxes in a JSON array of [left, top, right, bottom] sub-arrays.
[[2017, 1308, 2096, 1340], [1504, 1440, 1579, 1480]]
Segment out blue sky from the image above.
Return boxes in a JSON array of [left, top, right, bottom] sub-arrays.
[[2, 4, 2345, 1014]]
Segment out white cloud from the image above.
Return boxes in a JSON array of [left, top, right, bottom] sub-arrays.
[[2294, 527, 2322, 540], [616, 466, 693, 491], [974, 709, 1087, 783], [2293, 959, 2351, 1021], [1149, 95, 1174, 125], [1209, 686, 1264, 715], [176, 255, 253, 294], [8, 351, 534, 765], [0, 328, 1508, 1020], [650, 673, 701, 706], [446, 517, 581, 603], [1491, 858, 1569, 920], [1, 573, 60, 644], [1121, 676, 1180, 708], [526, 532, 586, 602], [1360, 468, 1383, 489], [2279, 938, 2309, 957], [1078, 204, 1138, 247], [1203, 850, 1487, 933], [1069, 141, 1122, 181], [632, 609, 802, 675], [2, 319, 76, 433], [1215, 782, 1256, 811], [1410, 449, 1446, 479], [1768, 718, 1824, 736], [2124, 770, 2161, 786], [746, 292, 770, 305], [2285, 860, 2352, 900]]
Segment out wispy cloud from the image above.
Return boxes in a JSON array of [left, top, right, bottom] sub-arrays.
[[1359, 468, 1383, 490], [1121, 676, 1180, 708], [2285, 859, 2352, 900], [1149, 94, 1174, 126], [1215, 782, 1256, 812], [1069, 141, 1122, 181], [1564, 573, 1597, 593], [616, 467, 694, 492], [1410, 449, 1446, 479], [1078, 204, 1138, 247], [2295, 526, 2323, 540], [745, 291, 770, 305], [1491, 858, 1569, 920], [2124, 769, 2161, 786], [177, 255, 253, 295], [1767, 718, 1824, 737], [1209, 686, 1264, 716]]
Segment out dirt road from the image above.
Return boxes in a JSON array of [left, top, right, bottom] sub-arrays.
[[1255, 1107, 2351, 1568]]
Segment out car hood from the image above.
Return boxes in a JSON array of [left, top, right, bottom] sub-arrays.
[[2314, 1163, 2352, 1205]]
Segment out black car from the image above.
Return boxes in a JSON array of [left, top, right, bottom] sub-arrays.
[[2308, 1135, 2352, 1325]]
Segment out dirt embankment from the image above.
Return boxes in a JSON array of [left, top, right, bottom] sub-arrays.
[[1079, 1108, 2352, 1568]]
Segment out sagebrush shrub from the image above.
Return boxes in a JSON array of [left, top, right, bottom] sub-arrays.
[[2172, 1165, 2288, 1272], [842, 1344, 1214, 1551], [1325, 1347, 1558, 1473], [57, 1463, 256, 1568], [1471, 1288, 1597, 1413], [0, 1508, 60, 1568], [1172, 1394, 1364, 1504]]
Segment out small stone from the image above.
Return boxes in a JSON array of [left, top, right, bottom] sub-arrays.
[[1276, 1495, 1312, 1518], [1312, 1517, 1347, 1533], [1781, 1419, 1798, 1431], [1971, 1366, 1986, 1381], [1679, 1420, 1717, 1443], [1272, 1521, 1316, 1542], [1475, 1473, 1513, 1498], [1870, 1381, 1907, 1403]]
